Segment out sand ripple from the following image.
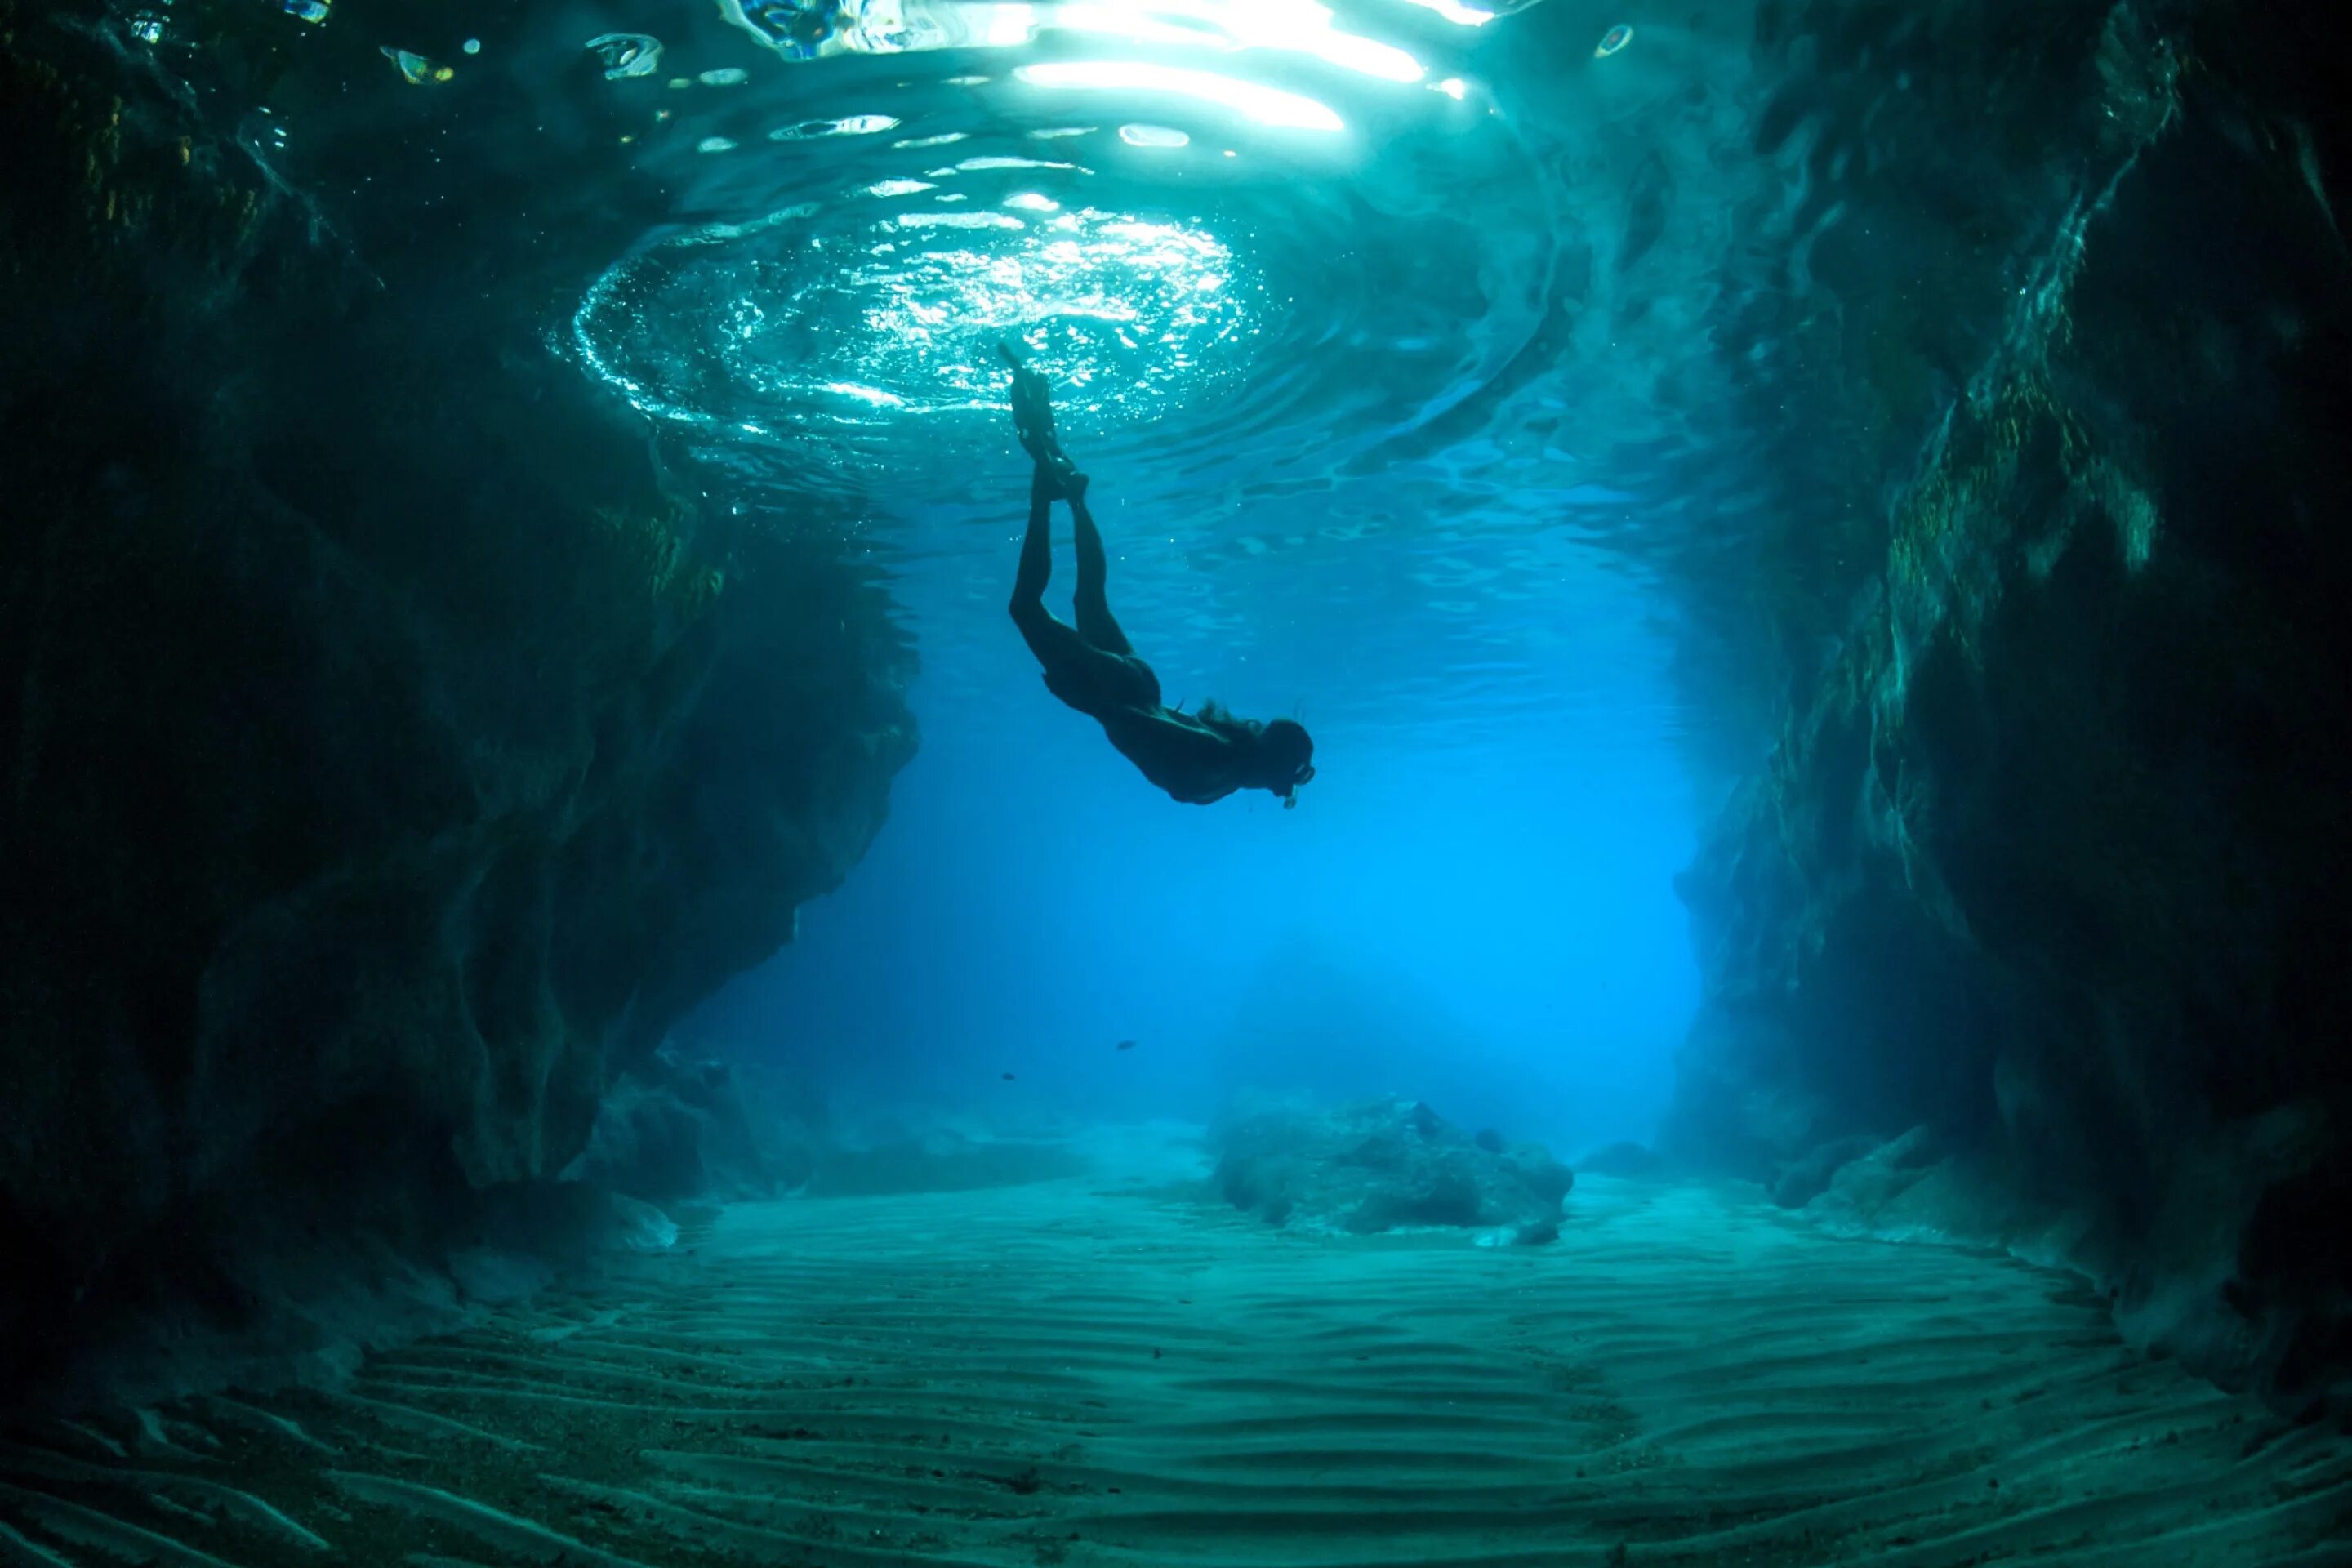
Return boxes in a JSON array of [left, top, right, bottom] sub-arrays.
[[4, 1178, 2348, 1566]]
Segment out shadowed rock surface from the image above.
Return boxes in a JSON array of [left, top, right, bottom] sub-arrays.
[[1661, 3, 2352, 1415], [565, 1048, 789, 1205], [1217, 1098, 1572, 1244], [0, 2, 913, 1406]]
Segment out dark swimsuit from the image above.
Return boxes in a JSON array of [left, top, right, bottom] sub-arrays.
[[1040, 642, 1161, 716]]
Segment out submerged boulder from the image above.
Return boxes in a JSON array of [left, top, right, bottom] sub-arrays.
[[1215, 1098, 1571, 1245]]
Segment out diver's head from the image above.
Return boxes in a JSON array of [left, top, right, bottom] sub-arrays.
[[1258, 718, 1316, 807]]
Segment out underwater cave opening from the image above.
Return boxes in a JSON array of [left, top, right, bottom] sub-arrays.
[[3, 0, 2352, 1561]]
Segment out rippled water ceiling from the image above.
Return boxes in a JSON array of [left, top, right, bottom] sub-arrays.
[[571, 0, 1537, 484], [541, 0, 1695, 742], [717, 0, 1446, 75]]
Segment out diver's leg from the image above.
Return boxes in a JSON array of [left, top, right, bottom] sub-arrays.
[[1010, 466, 1096, 675], [1012, 462, 1055, 611], [1008, 357, 1084, 496], [1069, 489, 1134, 657], [1011, 368, 1058, 470]]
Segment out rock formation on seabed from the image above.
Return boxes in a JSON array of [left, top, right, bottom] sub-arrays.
[[1218, 1097, 1573, 1246]]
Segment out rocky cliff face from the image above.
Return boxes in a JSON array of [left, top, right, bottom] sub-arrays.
[[0, 4, 914, 1403], [1666, 2, 2352, 1414]]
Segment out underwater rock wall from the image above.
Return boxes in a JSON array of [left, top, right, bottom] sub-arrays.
[[567, 1048, 798, 1205], [1667, 3, 2352, 1413], [0, 4, 913, 1403]]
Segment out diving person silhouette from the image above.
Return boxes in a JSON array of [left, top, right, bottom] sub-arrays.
[[1000, 344, 1316, 808]]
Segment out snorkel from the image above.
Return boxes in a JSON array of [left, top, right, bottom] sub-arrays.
[[1282, 763, 1316, 808]]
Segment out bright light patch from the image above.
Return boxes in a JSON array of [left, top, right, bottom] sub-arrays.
[[1047, 5, 1201, 50], [1119, 123, 1192, 148], [1046, 2, 1422, 82], [710, 0, 1439, 83], [1288, 27, 1422, 82], [1399, 0, 1496, 24], [697, 136, 737, 154], [1016, 60, 1343, 132], [1004, 192, 1062, 212], [981, 3, 1038, 47], [866, 179, 938, 198], [956, 155, 1077, 172], [821, 382, 909, 408], [895, 131, 969, 149], [892, 211, 1029, 230], [1432, 77, 1468, 100], [771, 114, 900, 140]]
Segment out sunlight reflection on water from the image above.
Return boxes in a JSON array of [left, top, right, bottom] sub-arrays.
[[561, 0, 1764, 751]]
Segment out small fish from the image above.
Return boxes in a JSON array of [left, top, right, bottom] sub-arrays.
[[1001, 1071, 1016, 1081], [1116, 1039, 1137, 1051]]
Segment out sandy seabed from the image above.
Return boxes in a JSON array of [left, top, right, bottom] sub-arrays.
[[3, 1171, 2348, 1567]]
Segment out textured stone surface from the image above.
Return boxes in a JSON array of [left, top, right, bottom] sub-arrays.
[[1217, 1098, 1572, 1245], [1665, 7, 2352, 1414], [565, 1049, 787, 1205], [0, 4, 913, 1404]]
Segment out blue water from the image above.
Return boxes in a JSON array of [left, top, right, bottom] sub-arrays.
[[694, 672, 1697, 1149], [590, 0, 1755, 1152], [247, 0, 1845, 1152]]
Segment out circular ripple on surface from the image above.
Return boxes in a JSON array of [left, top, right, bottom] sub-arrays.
[[576, 176, 1264, 458], [570, 52, 1552, 511]]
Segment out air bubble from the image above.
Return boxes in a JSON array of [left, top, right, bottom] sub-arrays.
[[770, 114, 901, 140], [381, 47, 439, 86], [586, 33, 663, 80]]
